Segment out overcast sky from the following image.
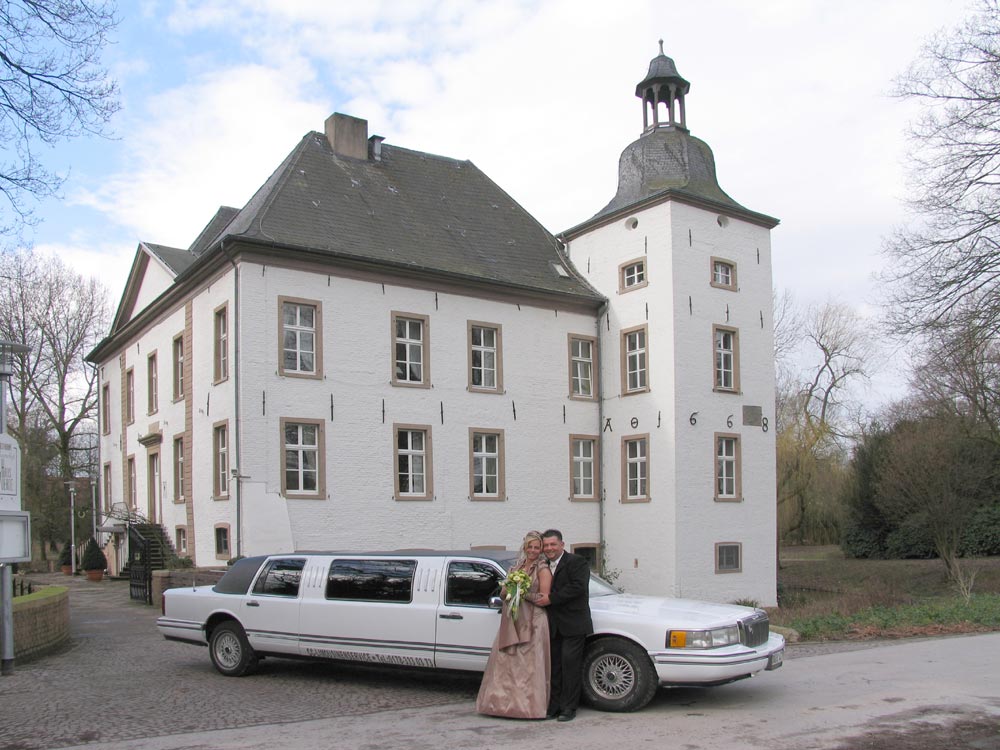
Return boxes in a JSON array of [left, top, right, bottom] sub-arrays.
[[25, 0, 969, 408]]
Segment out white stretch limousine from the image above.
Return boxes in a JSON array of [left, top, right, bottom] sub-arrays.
[[157, 551, 784, 712]]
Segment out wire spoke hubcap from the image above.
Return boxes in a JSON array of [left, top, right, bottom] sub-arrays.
[[215, 632, 241, 669], [591, 654, 635, 698]]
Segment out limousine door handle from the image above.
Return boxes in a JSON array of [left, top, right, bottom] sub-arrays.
[[246, 601, 260, 607], [439, 613, 463, 620]]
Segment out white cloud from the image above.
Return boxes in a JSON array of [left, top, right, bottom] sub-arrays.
[[35, 240, 136, 311], [51, 0, 974, 411], [72, 60, 327, 249]]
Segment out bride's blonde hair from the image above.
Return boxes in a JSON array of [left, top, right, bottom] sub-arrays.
[[515, 530, 543, 568]]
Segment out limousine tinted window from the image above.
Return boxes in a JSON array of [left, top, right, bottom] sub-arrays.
[[326, 559, 417, 602], [213, 556, 268, 594], [252, 558, 305, 597], [445, 561, 504, 606]]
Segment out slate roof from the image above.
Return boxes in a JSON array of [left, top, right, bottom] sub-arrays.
[[188, 206, 240, 256], [143, 242, 197, 276], [197, 132, 601, 302], [566, 127, 778, 234]]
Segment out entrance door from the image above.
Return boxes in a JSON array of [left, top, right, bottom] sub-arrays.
[[147, 452, 160, 523]]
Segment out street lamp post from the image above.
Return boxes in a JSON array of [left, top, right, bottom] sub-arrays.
[[66, 483, 77, 576], [0, 340, 29, 677]]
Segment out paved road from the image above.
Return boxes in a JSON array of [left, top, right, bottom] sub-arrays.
[[2, 574, 998, 750]]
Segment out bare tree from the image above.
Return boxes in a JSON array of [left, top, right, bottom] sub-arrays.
[[0, 248, 109, 551], [908, 322, 1000, 445], [876, 415, 997, 599], [776, 301, 872, 544], [883, 1, 1000, 336], [773, 288, 801, 373], [0, 0, 119, 238]]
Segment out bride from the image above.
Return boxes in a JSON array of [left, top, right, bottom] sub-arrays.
[[476, 530, 552, 719]]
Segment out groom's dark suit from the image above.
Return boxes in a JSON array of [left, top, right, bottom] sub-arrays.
[[546, 551, 594, 717]]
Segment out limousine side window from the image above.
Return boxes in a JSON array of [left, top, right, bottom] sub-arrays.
[[445, 561, 504, 606], [252, 558, 306, 597], [326, 559, 417, 602]]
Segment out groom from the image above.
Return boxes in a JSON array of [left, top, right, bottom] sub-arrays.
[[541, 529, 593, 722]]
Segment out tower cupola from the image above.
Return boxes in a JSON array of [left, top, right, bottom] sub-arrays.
[[571, 43, 780, 228], [635, 40, 690, 132]]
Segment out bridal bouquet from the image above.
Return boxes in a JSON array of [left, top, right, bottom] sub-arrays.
[[503, 569, 532, 621]]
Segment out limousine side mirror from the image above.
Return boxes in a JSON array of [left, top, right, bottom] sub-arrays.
[[488, 596, 503, 611]]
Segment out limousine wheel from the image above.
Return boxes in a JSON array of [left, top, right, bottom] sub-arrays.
[[209, 621, 259, 677], [582, 638, 657, 712]]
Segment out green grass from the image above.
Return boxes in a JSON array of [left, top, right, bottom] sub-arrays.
[[786, 594, 1000, 640], [11, 585, 67, 605], [769, 547, 1000, 641]]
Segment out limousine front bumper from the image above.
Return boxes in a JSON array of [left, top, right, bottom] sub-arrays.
[[649, 633, 785, 686]]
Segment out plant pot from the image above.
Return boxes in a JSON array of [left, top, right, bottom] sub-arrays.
[[85, 569, 104, 582], [61, 565, 72, 575]]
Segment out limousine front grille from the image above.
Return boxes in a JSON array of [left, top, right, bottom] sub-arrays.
[[739, 611, 770, 648]]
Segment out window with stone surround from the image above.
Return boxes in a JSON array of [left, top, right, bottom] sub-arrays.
[[713, 325, 740, 392], [468, 322, 502, 393], [715, 542, 742, 573], [568, 334, 597, 400], [715, 433, 742, 501], [394, 424, 432, 500], [710, 258, 738, 291], [621, 434, 650, 502], [469, 428, 505, 500], [279, 297, 322, 377], [281, 418, 325, 499], [392, 311, 430, 387], [621, 324, 649, 395], [618, 257, 648, 293]]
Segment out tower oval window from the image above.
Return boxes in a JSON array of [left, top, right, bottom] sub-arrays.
[[625, 217, 639, 230]]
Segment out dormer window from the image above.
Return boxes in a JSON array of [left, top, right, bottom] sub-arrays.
[[619, 258, 648, 293]]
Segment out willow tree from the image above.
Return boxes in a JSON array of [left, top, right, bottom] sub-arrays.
[[775, 300, 871, 544]]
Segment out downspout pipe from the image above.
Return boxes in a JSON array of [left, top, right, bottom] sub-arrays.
[[220, 240, 242, 557], [596, 300, 609, 573]]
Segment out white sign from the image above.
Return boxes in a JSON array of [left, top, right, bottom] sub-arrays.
[[0, 511, 30, 562], [0, 434, 20, 512]]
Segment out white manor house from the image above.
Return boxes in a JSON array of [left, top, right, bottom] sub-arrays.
[[88, 48, 780, 605]]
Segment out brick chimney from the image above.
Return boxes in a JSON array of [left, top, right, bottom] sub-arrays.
[[324, 113, 368, 160]]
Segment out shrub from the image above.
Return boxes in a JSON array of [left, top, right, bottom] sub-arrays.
[[961, 503, 1000, 556], [170, 555, 195, 569], [58, 541, 74, 567], [81, 537, 107, 571], [731, 598, 761, 609], [840, 523, 886, 559], [884, 517, 936, 559]]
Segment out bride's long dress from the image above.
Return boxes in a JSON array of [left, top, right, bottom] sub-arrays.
[[475, 561, 551, 719]]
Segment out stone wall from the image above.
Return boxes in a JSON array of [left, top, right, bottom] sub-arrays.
[[12, 586, 70, 661], [151, 568, 226, 606]]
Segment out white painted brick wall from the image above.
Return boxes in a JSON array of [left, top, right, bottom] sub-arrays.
[[98, 198, 775, 605], [566, 198, 777, 606]]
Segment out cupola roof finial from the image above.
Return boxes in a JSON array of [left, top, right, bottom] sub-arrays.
[[635, 42, 691, 132]]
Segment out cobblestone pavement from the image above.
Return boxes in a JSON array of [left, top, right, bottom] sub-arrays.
[[0, 573, 896, 750], [0, 573, 484, 750]]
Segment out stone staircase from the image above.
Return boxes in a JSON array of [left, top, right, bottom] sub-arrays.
[[121, 523, 176, 575]]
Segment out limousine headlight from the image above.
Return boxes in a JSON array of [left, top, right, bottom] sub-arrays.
[[668, 625, 740, 649]]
